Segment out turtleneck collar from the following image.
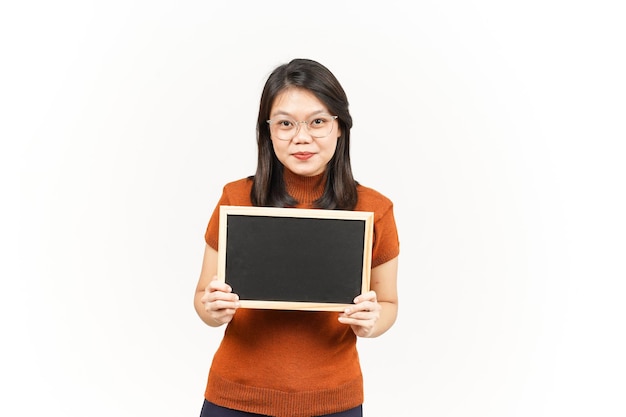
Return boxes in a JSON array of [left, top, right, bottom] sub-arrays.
[[283, 168, 327, 207]]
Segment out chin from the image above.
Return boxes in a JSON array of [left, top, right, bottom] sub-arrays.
[[285, 162, 319, 177], [295, 168, 324, 177]]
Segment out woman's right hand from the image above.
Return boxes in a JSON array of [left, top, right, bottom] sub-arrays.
[[200, 276, 240, 326]]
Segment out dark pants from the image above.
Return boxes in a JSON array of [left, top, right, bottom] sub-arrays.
[[200, 400, 363, 417]]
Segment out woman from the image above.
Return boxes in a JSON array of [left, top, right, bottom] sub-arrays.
[[194, 58, 400, 417]]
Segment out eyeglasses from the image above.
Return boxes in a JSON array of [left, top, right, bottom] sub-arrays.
[[266, 114, 338, 141]]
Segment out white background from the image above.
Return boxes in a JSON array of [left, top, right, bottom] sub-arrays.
[[4, 1, 625, 416]]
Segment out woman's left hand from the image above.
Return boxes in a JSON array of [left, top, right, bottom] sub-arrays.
[[338, 290, 381, 337]]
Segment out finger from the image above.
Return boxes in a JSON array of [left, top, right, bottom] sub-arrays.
[[338, 313, 376, 326], [206, 291, 239, 305], [213, 310, 237, 325], [206, 298, 240, 312], [208, 280, 232, 293], [343, 310, 377, 320], [346, 301, 379, 315], [354, 290, 377, 304]]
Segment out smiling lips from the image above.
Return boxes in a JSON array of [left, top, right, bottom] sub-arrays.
[[293, 152, 314, 161]]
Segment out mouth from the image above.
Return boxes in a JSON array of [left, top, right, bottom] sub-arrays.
[[293, 152, 314, 161]]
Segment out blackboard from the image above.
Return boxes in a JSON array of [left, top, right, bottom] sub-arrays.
[[217, 206, 374, 311]]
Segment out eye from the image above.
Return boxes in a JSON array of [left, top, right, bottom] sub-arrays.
[[275, 119, 295, 129], [309, 117, 327, 128]]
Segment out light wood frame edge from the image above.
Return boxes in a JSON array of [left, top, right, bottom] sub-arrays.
[[216, 205, 374, 311]]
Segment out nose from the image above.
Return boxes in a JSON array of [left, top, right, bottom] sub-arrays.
[[292, 122, 313, 143]]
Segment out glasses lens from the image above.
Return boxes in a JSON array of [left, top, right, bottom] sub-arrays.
[[270, 118, 297, 141], [307, 115, 335, 138]]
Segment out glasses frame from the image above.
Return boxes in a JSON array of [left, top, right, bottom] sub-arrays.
[[266, 114, 338, 141]]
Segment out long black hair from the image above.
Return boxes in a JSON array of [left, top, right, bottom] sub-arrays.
[[250, 58, 358, 210]]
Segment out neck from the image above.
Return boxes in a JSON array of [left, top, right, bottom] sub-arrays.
[[283, 169, 326, 207]]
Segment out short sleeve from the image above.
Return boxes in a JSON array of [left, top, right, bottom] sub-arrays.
[[204, 188, 231, 250], [371, 203, 400, 268]]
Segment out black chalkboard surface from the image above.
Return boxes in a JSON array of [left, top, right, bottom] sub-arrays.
[[217, 206, 374, 311]]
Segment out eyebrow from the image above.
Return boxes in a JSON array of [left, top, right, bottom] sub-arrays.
[[269, 109, 329, 119]]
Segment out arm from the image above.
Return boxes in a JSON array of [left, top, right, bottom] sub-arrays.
[[338, 257, 399, 338], [193, 244, 240, 327]]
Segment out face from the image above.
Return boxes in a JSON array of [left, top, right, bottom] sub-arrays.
[[269, 88, 341, 177]]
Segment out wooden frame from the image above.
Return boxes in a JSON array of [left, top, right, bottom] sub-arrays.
[[217, 205, 374, 311]]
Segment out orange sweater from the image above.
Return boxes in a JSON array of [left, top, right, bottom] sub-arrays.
[[203, 170, 400, 417]]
